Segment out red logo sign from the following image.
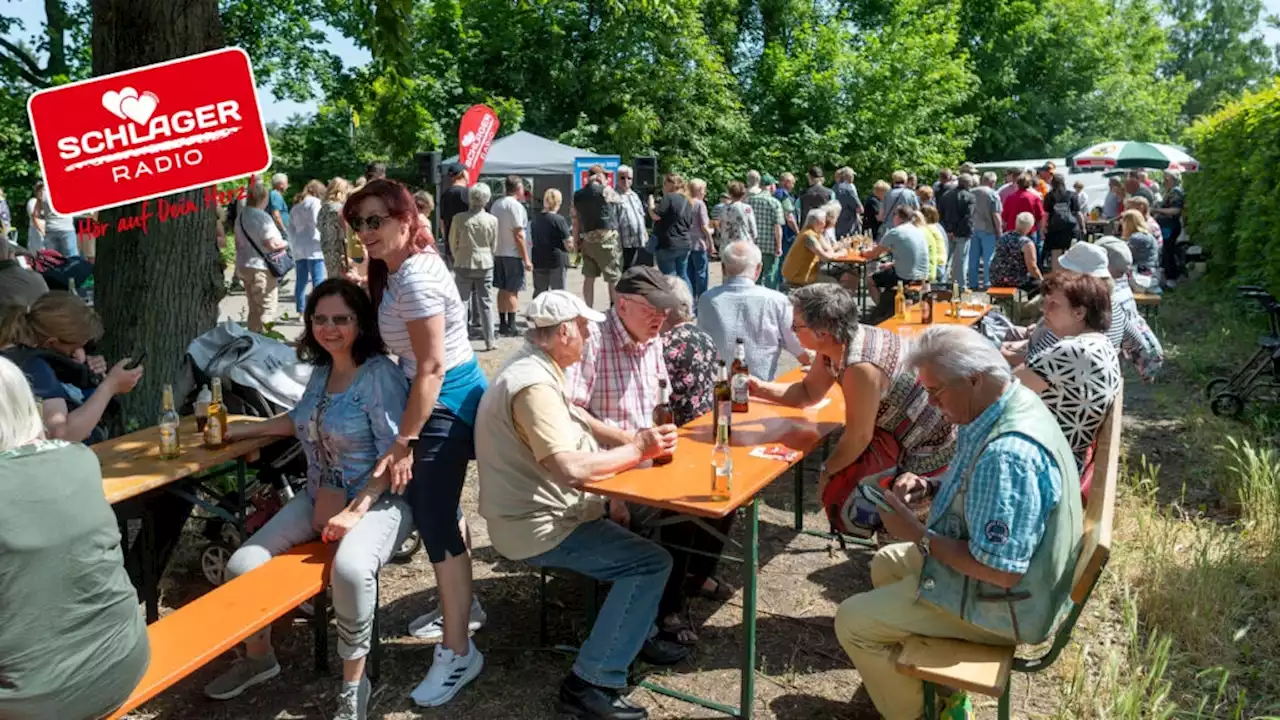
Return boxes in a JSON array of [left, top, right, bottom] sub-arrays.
[[457, 104, 499, 184], [27, 47, 271, 216]]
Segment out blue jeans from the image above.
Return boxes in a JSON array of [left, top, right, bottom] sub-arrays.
[[688, 250, 709, 301], [656, 247, 692, 297], [45, 229, 78, 258], [968, 230, 998, 290], [524, 519, 672, 688], [293, 258, 326, 313]]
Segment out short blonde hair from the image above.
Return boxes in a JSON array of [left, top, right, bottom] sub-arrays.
[[0, 356, 43, 451], [247, 182, 270, 207], [1121, 209, 1147, 236], [543, 188, 563, 212], [689, 179, 707, 198], [891, 170, 907, 184], [1124, 196, 1150, 216], [873, 179, 890, 193], [916, 185, 934, 203], [822, 200, 841, 223], [325, 177, 351, 203]]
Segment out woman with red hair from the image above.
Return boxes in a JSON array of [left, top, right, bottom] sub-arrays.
[[342, 180, 488, 708]]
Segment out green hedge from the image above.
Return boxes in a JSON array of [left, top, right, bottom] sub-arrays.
[[1184, 77, 1280, 287]]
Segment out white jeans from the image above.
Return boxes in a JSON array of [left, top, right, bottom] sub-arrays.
[[226, 491, 413, 659]]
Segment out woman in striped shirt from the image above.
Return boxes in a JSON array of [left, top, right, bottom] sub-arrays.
[[343, 180, 488, 709]]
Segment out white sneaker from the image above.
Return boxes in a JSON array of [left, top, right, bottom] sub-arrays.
[[409, 639, 484, 707], [408, 596, 487, 640]]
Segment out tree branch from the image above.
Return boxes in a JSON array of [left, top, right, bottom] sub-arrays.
[[0, 40, 49, 86]]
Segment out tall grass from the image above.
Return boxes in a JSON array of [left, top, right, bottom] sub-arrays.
[[1054, 441, 1280, 718]]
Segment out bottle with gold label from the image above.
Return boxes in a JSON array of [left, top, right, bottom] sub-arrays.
[[158, 384, 181, 459], [652, 379, 674, 467], [894, 281, 907, 320], [710, 411, 732, 501], [730, 338, 749, 413], [204, 378, 228, 448], [951, 282, 961, 318], [712, 360, 732, 440]]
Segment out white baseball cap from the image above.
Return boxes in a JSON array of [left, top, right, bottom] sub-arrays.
[[525, 290, 606, 328], [1058, 242, 1112, 279]]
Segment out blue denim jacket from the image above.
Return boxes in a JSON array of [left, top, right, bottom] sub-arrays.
[[288, 355, 409, 501]]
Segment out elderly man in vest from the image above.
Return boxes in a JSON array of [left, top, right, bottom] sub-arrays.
[[834, 325, 1082, 720], [475, 290, 690, 720]]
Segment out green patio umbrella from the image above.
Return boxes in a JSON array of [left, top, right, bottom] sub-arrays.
[[1065, 141, 1199, 172]]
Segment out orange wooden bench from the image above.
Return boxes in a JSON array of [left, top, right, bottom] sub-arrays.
[[1133, 292, 1161, 319], [107, 542, 336, 719]]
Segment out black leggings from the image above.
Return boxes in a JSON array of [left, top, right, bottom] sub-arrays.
[[630, 506, 735, 618]]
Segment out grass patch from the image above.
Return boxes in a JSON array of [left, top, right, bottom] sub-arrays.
[[1049, 283, 1280, 717]]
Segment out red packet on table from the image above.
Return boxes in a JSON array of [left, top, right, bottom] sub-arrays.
[[749, 444, 801, 463]]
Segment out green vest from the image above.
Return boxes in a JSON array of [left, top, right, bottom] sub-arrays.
[[916, 383, 1083, 644]]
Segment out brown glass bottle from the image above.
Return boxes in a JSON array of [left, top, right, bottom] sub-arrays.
[[652, 379, 674, 466], [712, 360, 732, 440], [730, 338, 749, 413], [921, 282, 934, 324]]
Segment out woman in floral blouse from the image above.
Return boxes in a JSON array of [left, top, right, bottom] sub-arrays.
[[659, 277, 717, 425]]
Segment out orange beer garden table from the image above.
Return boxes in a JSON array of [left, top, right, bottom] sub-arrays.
[[830, 249, 871, 314], [581, 302, 989, 717], [584, 378, 845, 718], [95, 415, 272, 621]]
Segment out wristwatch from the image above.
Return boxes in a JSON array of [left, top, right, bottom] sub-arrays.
[[916, 530, 936, 558]]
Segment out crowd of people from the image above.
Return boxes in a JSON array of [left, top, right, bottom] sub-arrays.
[[0, 154, 1179, 720]]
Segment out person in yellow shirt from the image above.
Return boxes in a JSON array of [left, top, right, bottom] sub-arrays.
[[782, 208, 844, 286], [918, 206, 948, 282]]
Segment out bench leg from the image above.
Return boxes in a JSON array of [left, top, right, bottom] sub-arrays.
[[312, 588, 329, 673], [793, 461, 804, 532], [923, 682, 938, 720], [999, 683, 1011, 720], [140, 511, 159, 623], [539, 568, 549, 646]]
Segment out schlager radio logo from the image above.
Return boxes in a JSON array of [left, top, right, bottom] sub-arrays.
[[28, 47, 271, 216]]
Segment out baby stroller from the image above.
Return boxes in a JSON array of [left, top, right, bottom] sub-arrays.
[[179, 322, 421, 585], [1206, 286, 1280, 419]]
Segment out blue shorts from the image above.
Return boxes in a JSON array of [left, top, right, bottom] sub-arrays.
[[407, 406, 475, 563], [493, 256, 526, 292]]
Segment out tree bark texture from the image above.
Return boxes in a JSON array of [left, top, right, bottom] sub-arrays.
[[90, 0, 226, 422]]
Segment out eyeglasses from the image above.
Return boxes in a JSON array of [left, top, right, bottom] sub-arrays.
[[312, 313, 355, 327], [791, 322, 810, 334], [621, 296, 667, 321], [349, 214, 391, 232]]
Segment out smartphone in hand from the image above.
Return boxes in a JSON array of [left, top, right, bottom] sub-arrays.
[[124, 346, 147, 371], [858, 483, 895, 512]]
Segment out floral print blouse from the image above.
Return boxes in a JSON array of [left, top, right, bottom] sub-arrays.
[[660, 322, 719, 427]]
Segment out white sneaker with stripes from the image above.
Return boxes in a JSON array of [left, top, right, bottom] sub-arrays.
[[409, 638, 484, 707]]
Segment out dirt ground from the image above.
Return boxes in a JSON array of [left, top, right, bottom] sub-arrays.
[[128, 265, 1175, 720]]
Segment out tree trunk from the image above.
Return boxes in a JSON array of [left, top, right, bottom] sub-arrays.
[[90, 0, 226, 422]]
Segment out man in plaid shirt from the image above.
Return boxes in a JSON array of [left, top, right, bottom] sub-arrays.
[[744, 170, 785, 289], [565, 265, 678, 440]]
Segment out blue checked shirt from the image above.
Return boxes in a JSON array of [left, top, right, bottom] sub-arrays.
[[616, 190, 647, 250], [744, 188, 784, 256], [696, 277, 807, 380], [928, 382, 1063, 574]]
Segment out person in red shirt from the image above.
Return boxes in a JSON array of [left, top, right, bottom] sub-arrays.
[[1002, 172, 1045, 235]]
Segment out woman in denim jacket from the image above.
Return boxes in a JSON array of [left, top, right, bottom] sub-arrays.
[[204, 278, 411, 720]]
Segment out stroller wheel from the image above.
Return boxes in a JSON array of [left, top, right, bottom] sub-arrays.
[[202, 542, 237, 586], [392, 530, 422, 563], [1210, 391, 1245, 419], [1205, 377, 1231, 400]]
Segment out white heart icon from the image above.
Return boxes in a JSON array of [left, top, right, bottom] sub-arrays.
[[100, 87, 139, 120], [119, 92, 159, 126], [461, 131, 476, 147]]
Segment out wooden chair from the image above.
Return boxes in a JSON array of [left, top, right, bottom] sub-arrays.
[[106, 542, 369, 719], [892, 387, 1122, 720]]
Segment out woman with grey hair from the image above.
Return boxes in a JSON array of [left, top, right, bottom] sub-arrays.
[[449, 182, 498, 351], [781, 207, 843, 286], [748, 283, 956, 536], [0, 357, 150, 720]]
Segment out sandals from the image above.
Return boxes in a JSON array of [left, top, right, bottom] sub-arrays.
[[659, 614, 699, 646]]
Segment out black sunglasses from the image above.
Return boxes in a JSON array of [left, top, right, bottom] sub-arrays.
[[350, 214, 391, 232]]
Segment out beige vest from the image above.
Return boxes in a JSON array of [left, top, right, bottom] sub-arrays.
[[475, 344, 604, 560]]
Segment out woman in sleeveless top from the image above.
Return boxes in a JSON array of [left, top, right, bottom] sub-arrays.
[[748, 284, 955, 532]]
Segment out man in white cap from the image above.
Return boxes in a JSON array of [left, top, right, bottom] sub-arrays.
[[474, 290, 689, 720]]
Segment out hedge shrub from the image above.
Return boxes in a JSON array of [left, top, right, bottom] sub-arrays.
[[1184, 77, 1280, 287]]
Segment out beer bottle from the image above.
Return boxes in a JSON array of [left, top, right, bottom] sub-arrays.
[[652, 379, 674, 466], [921, 282, 934, 324], [730, 338, 749, 413], [951, 282, 961, 318], [195, 385, 211, 433], [204, 378, 228, 448], [894, 281, 907, 320], [158, 384, 181, 459], [713, 360, 732, 441], [710, 411, 732, 501]]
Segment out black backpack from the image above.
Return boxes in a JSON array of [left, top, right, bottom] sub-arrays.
[[1049, 191, 1077, 232]]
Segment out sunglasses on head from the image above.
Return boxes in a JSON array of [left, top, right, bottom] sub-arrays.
[[349, 214, 391, 232], [312, 313, 355, 328]]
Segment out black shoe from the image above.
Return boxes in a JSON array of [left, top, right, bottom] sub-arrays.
[[557, 674, 647, 720], [637, 637, 691, 666], [468, 327, 484, 341], [500, 325, 521, 338]]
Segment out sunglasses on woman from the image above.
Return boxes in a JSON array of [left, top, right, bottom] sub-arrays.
[[349, 214, 391, 232], [312, 313, 355, 327]]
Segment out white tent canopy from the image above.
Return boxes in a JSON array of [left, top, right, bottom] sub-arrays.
[[442, 130, 614, 176], [973, 157, 1112, 212]]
